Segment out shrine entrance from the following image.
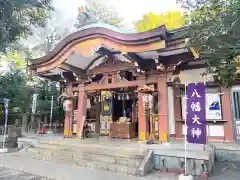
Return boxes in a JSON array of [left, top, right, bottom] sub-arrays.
[[83, 82, 159, 141], [87, 87, 139, 139]]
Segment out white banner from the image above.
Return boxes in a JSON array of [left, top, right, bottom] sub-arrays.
[[181, 93, 222, 120], [205, 94, 222, 120], [32, 94, 38, 114]]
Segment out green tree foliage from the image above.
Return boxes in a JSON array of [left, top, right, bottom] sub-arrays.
[[135, 11, 186, 32], [0, 68, 32, 123], [4, 50, 26, 69], [75, 0, 123, 28], [0, 0, 53, 51], [0, 66, 63, 125], [180, 0, 240, 86], [35, 80, 62, 117]]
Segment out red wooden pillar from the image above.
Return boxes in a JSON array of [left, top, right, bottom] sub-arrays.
[[157, 75, 169, 142], [138, 93, 149, 141], [221, 87, 234, 142], [63, 85, 73, 137], [64, 111, 72, 137], [76, 84, 87, 138]]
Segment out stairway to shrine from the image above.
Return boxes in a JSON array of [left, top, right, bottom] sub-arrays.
[[14, 139, 148, 175]]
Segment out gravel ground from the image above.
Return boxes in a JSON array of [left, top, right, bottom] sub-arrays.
[[203, 162, 240, 180], [0, 167, 53, 180]]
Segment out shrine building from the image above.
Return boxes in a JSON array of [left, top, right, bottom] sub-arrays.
[[29, 23, 238, 143]]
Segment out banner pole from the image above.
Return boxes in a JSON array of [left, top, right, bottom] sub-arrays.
[[184, 83, 187, 175]]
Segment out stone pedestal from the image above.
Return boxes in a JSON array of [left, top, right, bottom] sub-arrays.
[[5, 126, 22, 148]]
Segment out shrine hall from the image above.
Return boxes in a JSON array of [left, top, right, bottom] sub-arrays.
[[29, 23, 237, 143]]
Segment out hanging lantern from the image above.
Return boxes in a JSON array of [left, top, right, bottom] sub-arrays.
[[118, 94, 121, 100], [142, 94, 153, 109], [126, 94, 130, 100], [121, 94, 124, 100]]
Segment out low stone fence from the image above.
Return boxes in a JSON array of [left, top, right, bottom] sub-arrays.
[[152, 143, 215, 177], [215, 144, 240, 162]]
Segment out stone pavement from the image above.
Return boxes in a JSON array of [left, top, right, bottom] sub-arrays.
[[0, 167, 52, 180], [1, 154, 240, 180], [0, 155, 178, 180]]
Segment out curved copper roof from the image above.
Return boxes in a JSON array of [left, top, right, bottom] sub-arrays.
[[31, 23, 167, 66]]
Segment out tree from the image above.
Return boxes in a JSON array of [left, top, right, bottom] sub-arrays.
[[0, 67, 32, 124], [13, 7, 77, 59], [0, 64, 63, 128], [135, 11, 186, 32], [0, 0, 53, 51], [75, 0, 123, 28], [179, 0, 240, 86]]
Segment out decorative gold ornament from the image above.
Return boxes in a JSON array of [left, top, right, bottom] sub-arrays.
[[156, 63, 165, 71], [135, 84, 155, 93], [172, 74, 180, 83]]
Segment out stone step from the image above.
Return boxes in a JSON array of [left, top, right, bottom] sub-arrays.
[[39, 139, 146, 154], [17, 150, 138, 175], [34, 144, 144, 159], [25, 147, 142, 167]]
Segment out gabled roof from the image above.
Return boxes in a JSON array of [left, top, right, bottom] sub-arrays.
[[31, 23, 168, 67], [29, 24, 194, 83]]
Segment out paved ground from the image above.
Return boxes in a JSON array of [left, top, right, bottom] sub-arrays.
[[2, 134, 240, 179], [0, 154, 178, 180], [1, 154, 240, 180], [0, 167, 53, 180]]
